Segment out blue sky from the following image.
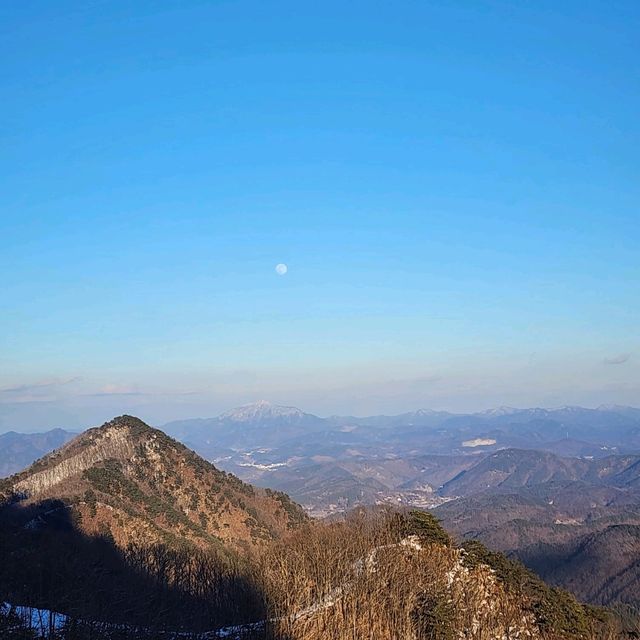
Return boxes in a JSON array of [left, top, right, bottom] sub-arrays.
[[1, 1, 638, 430]]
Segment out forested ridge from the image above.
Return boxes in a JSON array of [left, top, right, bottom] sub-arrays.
[[0, 417, 632, 639]]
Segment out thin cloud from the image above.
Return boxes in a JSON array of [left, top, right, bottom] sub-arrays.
[[0, 377, 80, 394], [603, 353, 632, 365], [86, 391, 149, 397], [82, 385, 203, 398]]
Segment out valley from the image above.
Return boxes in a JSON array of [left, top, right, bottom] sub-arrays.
[[3, 404, 640, 637], [0, 414, 627, 638]]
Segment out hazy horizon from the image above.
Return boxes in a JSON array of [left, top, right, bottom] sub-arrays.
[[3, 396, 640, 435]]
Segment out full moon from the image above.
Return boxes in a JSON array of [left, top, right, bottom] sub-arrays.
[[275, 263, 288, 276]]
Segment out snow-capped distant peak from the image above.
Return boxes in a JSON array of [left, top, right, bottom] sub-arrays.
[[413, 409, 439, 416], [477, 406, 520, 417], [550, 405, 587, 413], [219, 400, 307, 422]]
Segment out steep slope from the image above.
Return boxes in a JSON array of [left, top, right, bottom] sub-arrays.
[[0, 428, 75, 478], [435, 478, 640, 619], [0, 415, 306, 552], [439, 449, 590, 496], [520, 524, 640, 608], [1, 508, 621, 639], [613, 458, 640, 488], [439, 448, 640, 497], [258, 509, 619, 640]]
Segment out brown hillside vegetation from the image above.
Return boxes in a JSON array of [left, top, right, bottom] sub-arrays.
[[0, 417, 628, 639], [0, 415, 306, 552], [256, 510, 620, 640], [0, 508, 622, 639]]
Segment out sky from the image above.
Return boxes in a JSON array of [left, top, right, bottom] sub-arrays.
[[1, 1, 639, 431]]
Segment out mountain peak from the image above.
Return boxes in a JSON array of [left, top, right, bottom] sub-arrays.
[[219, 401, 308, 422], [413, 408, 438, 416], [95, 414, 155, 435], [9, 416, 172, 499], [4, 415, 306, 552], [477, 406, 520, 417]]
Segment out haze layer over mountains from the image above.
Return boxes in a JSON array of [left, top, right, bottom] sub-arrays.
[[1, 414, 631, 639]]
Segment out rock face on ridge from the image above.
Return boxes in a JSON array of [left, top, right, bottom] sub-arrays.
[[1, 415, 306, 551]]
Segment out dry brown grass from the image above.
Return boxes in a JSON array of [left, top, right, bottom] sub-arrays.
[[255, 510, 550, 640]]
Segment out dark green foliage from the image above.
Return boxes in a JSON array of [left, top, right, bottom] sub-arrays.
[[143, 494, 165, 518], [83, 461, 151, 510], [412, 593, 455, 640], [134, 443, 148, 461], [407, 510, 451, 547], [461, 539, 612, 638], [245, 516, 273, 542], [0, 478, 12, 498], [83, 490, 97, 518], [265, 488, 308, 528]]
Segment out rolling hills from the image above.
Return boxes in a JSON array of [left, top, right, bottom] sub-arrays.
[[3, 404, 640, 630], [0, 414, 633, 638], [439, 448, 640, 497]]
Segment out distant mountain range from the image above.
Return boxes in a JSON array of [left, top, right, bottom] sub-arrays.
[[434, 449, 640, 610], [164, 400, 326, 452], [3, 406, 640, 625], [164, 401, 640, 455], [0, 415, 624, 639], [0, 428, 75, 477], [161, 401, 640, 614], [4, 402, 640, 513], [158, 401, 640, 517]]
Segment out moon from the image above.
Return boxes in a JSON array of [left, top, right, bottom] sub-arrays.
[[275, 263, 288, 276]]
